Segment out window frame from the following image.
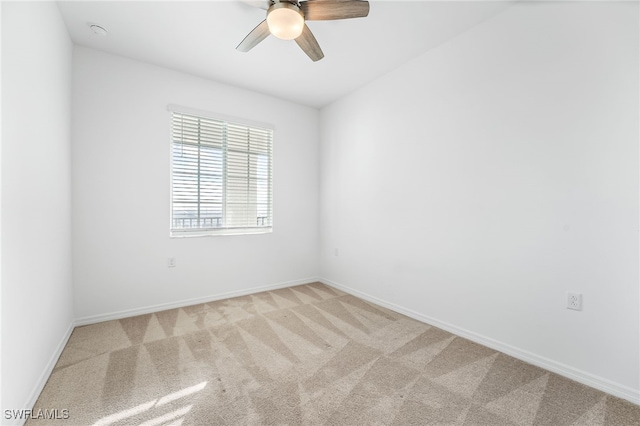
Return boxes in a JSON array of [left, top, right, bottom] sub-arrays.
[[168, 105, 274, 238]]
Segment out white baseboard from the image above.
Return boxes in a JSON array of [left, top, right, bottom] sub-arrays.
[[13, 320, 76, 426], [320, 277, 640, 406], [75, 277, 320, 326]]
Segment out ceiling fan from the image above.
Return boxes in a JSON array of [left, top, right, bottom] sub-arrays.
[[236, 0, 370, 62]]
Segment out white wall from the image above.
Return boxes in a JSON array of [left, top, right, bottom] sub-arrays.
[[1, 1, 74, 418], [319, 1, 639, 401], [72, 47, 320, 320]]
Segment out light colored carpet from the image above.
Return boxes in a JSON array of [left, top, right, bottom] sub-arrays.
[[29, 282, 639, 425]]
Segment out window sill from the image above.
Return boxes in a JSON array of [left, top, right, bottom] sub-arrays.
[[170, 227, 273, 238]]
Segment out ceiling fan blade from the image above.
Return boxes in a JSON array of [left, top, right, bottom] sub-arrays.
[[236, 19, 270, 52], [300, 0, 369, 21], [295, 24, 324, 62]]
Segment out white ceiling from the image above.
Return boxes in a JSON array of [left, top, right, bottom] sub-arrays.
[[57, 1, 514, 108]]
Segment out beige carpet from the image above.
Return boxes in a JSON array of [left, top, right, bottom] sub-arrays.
[[29, 282, 639, 425]]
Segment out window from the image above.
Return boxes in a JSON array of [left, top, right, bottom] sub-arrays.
[[170, 108, 273, 236]]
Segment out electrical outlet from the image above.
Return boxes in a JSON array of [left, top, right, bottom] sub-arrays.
[[168, 257, 176, 268], [567, 292, 582, 311]]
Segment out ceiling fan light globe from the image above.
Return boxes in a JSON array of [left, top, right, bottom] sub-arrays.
[[267, 4, 304, 40]]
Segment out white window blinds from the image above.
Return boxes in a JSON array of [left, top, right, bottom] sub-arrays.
[[170, 110, 273, 236]]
